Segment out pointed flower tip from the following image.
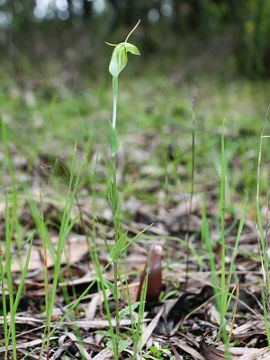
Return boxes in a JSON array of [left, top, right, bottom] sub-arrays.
[[105, 41, 117, 47]]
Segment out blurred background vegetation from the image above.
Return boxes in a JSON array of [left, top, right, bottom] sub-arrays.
[[1, 0, 270, 210], [1, 0, 270, 79]]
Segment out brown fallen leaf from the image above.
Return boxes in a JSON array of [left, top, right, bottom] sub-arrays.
[[10, 237, 89, 272], [155, 285, 213, 335], [137, 245, 163, 302], [237, 347, 269, 360], [62, 318, 150, 329], [200, 340, 227, 360], [171, 338, 205, 360], [0, 337, 57, 353], [141, 305, 164, 348], [92, 348, 113, 360]]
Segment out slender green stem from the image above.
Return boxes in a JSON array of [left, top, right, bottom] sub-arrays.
[[107, 26, 140, 357], [0, 241, 8, 359], [112, 77, 118, 129], [111, 74, 120, 358], [113, 260, 120, 351], [220, 121, 227, 336], [190, 101, 196, 215], [5, 194, 17, 360], [185, 99, 196, 286], [112, 156, 120, 357]]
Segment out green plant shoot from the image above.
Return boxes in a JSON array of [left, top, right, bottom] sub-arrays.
[[107, 19, 141, 156], [105, 20, 141, 359]]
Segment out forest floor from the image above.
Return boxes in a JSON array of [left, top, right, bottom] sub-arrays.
[[1, 69, 270, 359]]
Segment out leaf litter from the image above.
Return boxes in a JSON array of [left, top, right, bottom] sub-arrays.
[[1, 121, 270, 358]]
